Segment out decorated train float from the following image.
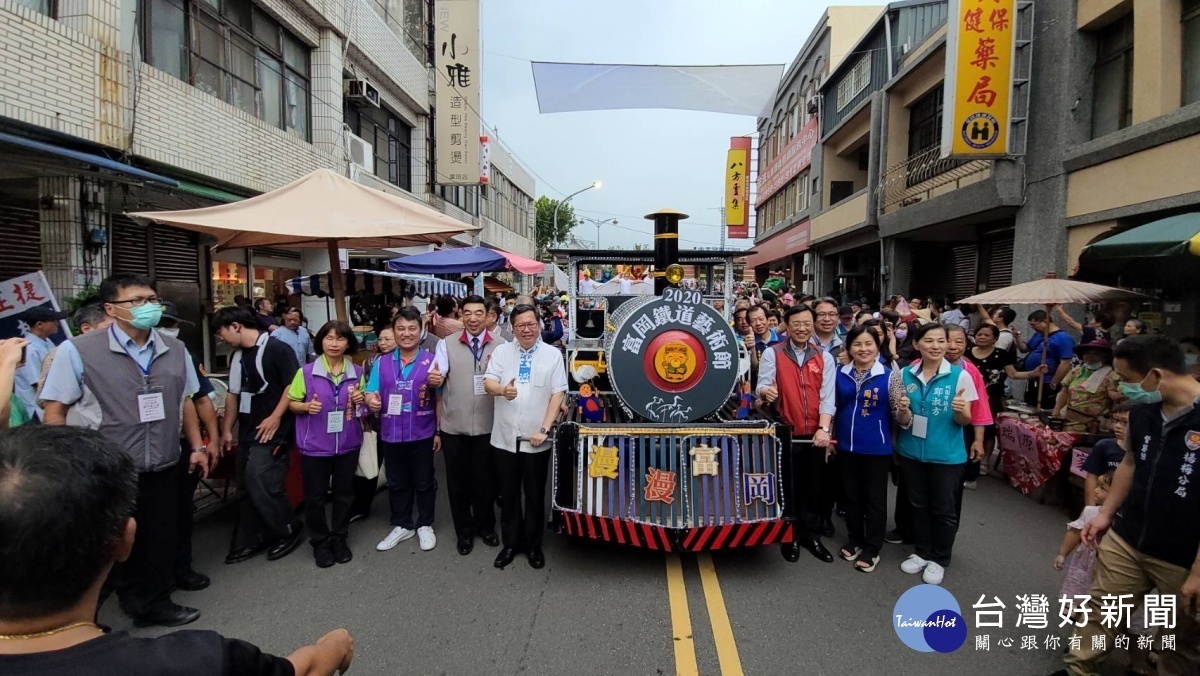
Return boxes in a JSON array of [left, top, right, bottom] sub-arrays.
[[547, 209, 797, 552]]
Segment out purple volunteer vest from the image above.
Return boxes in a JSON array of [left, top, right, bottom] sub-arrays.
[[294, 358, 365, 457], [377, 349, 438, 443]]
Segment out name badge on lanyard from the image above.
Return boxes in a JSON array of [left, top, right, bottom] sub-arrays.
[[138, 391, 165, 423], [326, 410, 345, 434], [473, 374, 487, 396], [239, 392, 253, 414], [387, 394, 404, 416]]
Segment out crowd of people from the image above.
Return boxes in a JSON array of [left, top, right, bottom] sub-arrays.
[[3, 269, 1200, 674]]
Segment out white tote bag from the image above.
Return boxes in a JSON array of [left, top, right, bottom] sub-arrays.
[[356, 429, 379, 480]]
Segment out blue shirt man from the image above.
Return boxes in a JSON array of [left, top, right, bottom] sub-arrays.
[[271, 319, 314, 366], [13, 306, 69, 420]]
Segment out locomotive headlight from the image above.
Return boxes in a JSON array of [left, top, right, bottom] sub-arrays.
[[665, 264, 685, 286]]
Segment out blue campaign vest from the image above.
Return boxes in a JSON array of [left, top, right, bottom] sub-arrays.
[[895, 361, 969, 465], [833, 363, 893, 456]]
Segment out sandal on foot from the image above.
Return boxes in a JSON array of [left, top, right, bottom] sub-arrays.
[[839, 545, 861, 562], [855, 554, 880, 572]]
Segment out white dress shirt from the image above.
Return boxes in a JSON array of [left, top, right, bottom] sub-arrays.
[[485, 340, 568, 453]]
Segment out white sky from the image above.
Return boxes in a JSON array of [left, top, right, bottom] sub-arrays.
[[478, 0, 885, 249]]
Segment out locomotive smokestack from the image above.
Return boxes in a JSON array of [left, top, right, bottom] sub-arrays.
[[645, 209, 688, 295]]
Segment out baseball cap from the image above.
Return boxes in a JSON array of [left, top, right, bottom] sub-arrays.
[[158, 300, 193, 326], [23, 306, 69, 323]]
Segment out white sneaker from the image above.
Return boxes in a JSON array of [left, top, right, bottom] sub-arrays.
[[417, 526, 437, 551], [962, 480, 978, 490], [923, 561, 945, 585], [900, 554, 930, 575], [376, 526, 414, 551]]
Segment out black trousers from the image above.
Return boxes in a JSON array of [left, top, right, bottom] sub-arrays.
[[115, 466, 179, 616], [301, 451, 360, 543], [838, 452, 890, 559], [442, 433, 497, 540], [235, 442, 296, 549], [899, 456, 966, 567], [380, 438, 436, 530], [1023, 380, 1058, 410], [175, 442, 200, 573], [493, 448, 550, 550], [789, 439, 836, 541], [891, 460, 913, 541]]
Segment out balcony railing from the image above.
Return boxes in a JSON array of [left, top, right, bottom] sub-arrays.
[[877, 144, 991, 211]]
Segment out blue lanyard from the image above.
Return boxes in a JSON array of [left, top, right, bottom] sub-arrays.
[[467, 333, 486, 371], [393, 350, 420, 389], [110, 326, 152, 380]]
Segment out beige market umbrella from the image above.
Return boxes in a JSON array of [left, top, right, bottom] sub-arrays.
[[959, 273, 1148, 409], [128, 168, 479, 321]]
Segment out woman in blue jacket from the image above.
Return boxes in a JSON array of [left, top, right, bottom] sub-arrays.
[[891, 322, 977, 586], [833, 326, 902, 572]]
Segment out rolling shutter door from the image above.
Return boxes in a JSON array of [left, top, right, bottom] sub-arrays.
[[0, 205, 41, 279], [949, 244, 978, 301], [983, 235, 1014, 291], [111, 215, 150, 276], [152, 225, 200, 283]]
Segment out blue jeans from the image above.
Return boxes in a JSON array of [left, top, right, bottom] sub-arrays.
[[381, 438, 437, 529]]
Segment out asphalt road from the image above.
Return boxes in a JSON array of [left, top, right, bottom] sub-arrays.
[[104, 464, 1138, 676]]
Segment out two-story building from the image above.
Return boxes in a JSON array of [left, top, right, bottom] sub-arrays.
[[0, 0, 535, 362], [747, 5, 883, 295]]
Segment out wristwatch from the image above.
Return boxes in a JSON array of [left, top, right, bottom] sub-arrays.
[[818, 425, 831, 434], [539, 427, 550, 435], [191, 448, 207, 455]]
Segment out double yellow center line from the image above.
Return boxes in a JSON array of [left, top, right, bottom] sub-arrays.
[[664, 553, 744, 675]]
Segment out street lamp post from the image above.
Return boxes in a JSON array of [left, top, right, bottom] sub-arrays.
[[553, 180, 601, 248], [580, 216, 618, 248]]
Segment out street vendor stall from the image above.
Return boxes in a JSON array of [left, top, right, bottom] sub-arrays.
[[997, 412, 1086, 495]]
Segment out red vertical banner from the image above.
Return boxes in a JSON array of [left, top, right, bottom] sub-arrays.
[[725, 137, 752, 238]]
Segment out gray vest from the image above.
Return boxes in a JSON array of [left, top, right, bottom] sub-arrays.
[[73, 328, 189, 472], [439, 330, 502, 436]]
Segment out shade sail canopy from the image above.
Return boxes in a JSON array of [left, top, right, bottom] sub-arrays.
[[531, 62, 784, 116], [286, 269, 466, 298], [958, 274, 1147, 306], [386, 246, 544, 275], [1081, 214, 1200, 260], [127, 168, 478, 250]]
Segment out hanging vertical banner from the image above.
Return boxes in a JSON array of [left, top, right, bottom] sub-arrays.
[[725, 137, 752, 239], [479, 134, 491, 184], [434, 0, 481, 184], [941, 0, 1017, 158]]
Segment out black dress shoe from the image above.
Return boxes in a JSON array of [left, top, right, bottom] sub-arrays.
[[480, 532, 500, 547], [821, 519, 836, 538], [131, 602, 201, 628], [174, 567, 210, 591], [329, 536, 352, 564], [801, 537, 835, 563], [494, 547, 516, 568], [457, 537, 474, 556], [314, 541, 335, 568], [527, 548, 545, 569], [781, 542, 801, 562], [225, 543, 268, 565], [267, 527, 305, 561]]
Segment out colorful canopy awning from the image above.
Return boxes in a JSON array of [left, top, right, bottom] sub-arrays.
[[286, 269, 466, 299], [1081, 213, 1200, 260], [386, 246, 544, 275]]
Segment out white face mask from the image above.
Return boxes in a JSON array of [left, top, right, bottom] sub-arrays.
[[1083, 360, 1104, 371], [158, 327, 180, 338]]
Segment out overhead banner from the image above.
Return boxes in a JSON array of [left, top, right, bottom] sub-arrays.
[[434, 0, 481, 184], [725, 137, 751, 239], [941, 0, 1017, 158], [757, 117, 818, 203]]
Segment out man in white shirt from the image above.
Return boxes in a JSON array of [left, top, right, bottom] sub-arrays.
[[484, 304, 567, 570], [579, 271, 596, 296], [13, 306, 68, 420], [618, 272, 632, 295]]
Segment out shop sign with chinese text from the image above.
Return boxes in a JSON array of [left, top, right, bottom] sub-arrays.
[[725, 137, 751, 238], [757, 117, 818, 202], [434, 0, 481, 184], [941, 0, 1017, 158]]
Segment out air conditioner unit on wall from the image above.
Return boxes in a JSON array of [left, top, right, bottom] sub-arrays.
[[345, 79, 380, 108], [347, 133, 373, 174], [806, 96, 819, 114]]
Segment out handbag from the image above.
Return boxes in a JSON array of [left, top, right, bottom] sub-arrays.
[[356, 428, 379, 480]]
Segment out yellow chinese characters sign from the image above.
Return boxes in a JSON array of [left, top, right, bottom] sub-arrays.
[[941, 0, 1016, 158], [725, 137, 751, 238]]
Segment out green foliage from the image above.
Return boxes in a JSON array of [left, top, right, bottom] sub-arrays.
[[535, 196, 579, 260]]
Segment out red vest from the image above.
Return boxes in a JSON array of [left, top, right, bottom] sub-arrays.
[[773, 343, 824, 436]]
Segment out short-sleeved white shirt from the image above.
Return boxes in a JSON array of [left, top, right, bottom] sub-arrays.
[[485, 340, 568, 453]]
